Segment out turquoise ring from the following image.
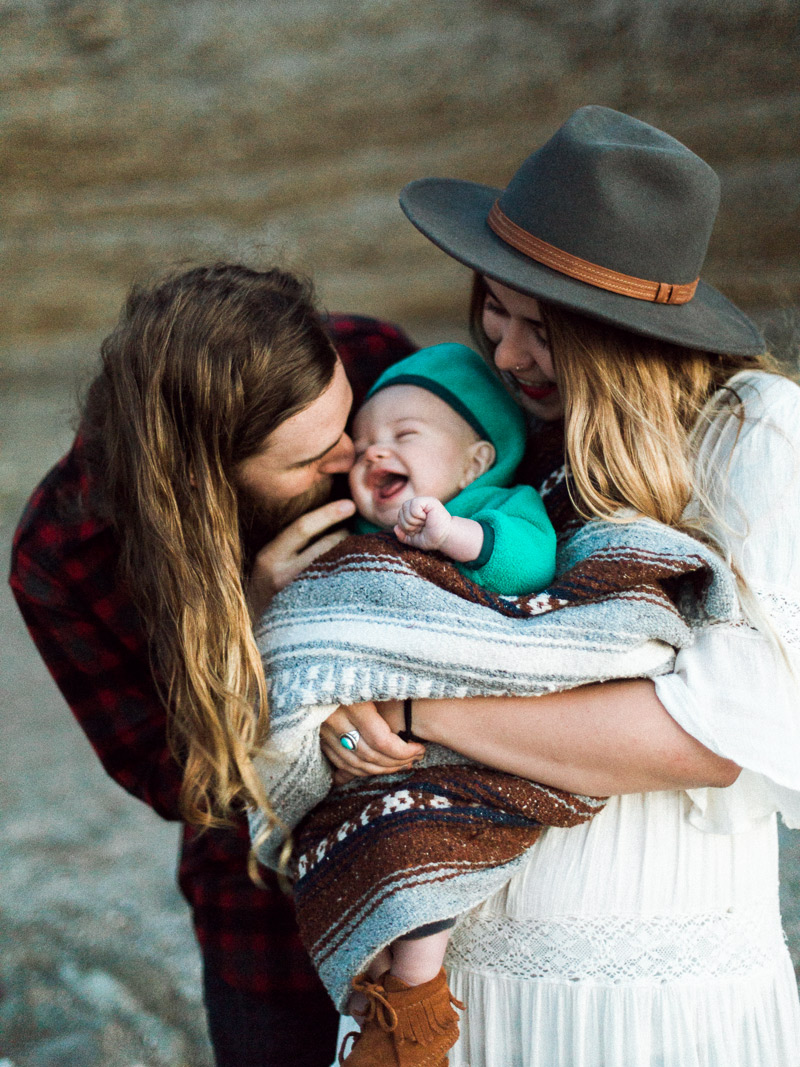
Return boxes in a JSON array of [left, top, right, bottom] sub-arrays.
[[339, 730, 360, 752]]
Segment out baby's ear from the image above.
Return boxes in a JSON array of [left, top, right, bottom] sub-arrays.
[[459, 440, 496, 489]]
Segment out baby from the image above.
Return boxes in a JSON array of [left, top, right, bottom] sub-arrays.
[[349, 342, 557, 596], [340, 343, 557, 1062]]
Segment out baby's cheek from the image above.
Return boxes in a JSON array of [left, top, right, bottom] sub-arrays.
[[348, 471, 372, 518]]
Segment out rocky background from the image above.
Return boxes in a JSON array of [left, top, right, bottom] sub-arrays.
[[2, 1, 799, 1064], [2, 0, 800, 381]]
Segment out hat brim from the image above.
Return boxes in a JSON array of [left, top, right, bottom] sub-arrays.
[[400, 178, 766, 357]]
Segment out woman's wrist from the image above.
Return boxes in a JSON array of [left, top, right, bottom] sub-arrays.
[[398, 697, 442, 744], [377, 698, 435, 744], [397, 698, 427, 743]]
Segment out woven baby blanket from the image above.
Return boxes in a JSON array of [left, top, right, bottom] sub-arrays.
[[251, 518, 739, 1010]]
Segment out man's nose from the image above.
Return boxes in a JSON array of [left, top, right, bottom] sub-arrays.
[[324, 433, 356, 473]]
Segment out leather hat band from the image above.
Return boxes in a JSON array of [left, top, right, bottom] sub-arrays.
[[487, 201, 698, 305]]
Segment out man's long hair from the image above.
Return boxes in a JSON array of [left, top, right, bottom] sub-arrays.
[[83, 263, 337, 830]]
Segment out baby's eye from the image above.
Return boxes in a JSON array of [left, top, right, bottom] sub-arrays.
[[484, 299, 506, 317], [396, 430, 417, 441]]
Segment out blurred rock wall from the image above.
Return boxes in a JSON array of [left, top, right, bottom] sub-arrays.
[[2, 0, 799, 375]]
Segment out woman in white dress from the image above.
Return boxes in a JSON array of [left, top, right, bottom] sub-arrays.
[[322, 106, 800, 1066]]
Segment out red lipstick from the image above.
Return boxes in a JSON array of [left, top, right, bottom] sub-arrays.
[[517, 381, 557, 401]]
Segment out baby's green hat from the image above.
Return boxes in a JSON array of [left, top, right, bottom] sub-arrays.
[[366, 343, 527, 484]]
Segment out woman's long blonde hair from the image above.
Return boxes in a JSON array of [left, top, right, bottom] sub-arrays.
[[469, 274, 776, 538], [83, 263, 337, 833]]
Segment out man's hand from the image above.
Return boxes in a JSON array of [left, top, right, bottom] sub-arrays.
[[247, 499, 356, 620], [320, 702, 425, 785]]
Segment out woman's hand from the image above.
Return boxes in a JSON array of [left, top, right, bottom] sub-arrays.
[[321, 702, 425, 785], [247, 499, 356, 620], [374, 698, 405, 734]]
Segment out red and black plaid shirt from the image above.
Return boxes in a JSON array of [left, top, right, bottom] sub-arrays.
[[9, 315, 416, 997]]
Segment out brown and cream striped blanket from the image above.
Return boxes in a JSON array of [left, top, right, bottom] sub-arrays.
[[252, 517, 739, 1010]]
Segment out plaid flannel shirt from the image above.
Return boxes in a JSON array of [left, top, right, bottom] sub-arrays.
[[9, 314, 416, 996]]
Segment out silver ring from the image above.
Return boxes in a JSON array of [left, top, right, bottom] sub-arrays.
[[339, 730, 361, 752]]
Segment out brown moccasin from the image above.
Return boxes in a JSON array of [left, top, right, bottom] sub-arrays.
[[339, 968, 464, 1067]]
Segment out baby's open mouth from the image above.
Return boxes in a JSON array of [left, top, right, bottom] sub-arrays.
[[370, 471, 408, 502]]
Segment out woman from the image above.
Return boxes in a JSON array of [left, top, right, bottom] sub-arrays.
[[320, 107, 800, 1065]]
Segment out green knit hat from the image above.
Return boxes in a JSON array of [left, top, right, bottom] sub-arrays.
[[366, 343, 527, 486]]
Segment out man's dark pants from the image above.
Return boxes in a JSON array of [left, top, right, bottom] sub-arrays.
[[204, 956, 339, 1067]]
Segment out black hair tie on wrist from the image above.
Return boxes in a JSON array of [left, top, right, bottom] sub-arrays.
[[398, 697, 425, 744]]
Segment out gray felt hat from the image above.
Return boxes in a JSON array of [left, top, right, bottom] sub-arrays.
[[400, 106, 765, 356]]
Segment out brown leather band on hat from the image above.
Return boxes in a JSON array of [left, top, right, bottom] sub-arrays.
[[487, 201, 698, 305]]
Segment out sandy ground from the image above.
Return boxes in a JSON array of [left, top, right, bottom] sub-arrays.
[[2, 378, 799, 1066], [1, 381, 213, 1065]]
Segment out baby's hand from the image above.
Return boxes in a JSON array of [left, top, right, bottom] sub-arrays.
[[394, 496, 452, 552], [395, 499, 486, 564]]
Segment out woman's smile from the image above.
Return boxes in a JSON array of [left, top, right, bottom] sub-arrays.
[[481, 279, 563, 421], [513, 379, 559, 402]]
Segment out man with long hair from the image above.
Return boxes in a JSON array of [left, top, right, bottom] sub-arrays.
[[9, 263, 418, 1066]]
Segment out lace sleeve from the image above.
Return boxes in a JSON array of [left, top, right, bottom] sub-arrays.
[[654, 372, 800, 831], [755, 588, 800, 649]]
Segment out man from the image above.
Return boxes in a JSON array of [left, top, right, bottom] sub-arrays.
[[9, 263, 418, 1066]]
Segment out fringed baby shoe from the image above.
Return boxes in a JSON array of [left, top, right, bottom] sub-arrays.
[[339, 968, 464, 1067]]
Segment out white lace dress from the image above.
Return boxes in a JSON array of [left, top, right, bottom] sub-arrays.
[[445, 371, 800, 1066]]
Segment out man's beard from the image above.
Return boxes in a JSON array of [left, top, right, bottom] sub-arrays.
[[238, 476, 335, 565]]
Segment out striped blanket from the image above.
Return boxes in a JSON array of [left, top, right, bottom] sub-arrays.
[[251, 517, 738, 1010]]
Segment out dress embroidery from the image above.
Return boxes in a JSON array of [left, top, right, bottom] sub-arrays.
[[447, 904, 786, 983]]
